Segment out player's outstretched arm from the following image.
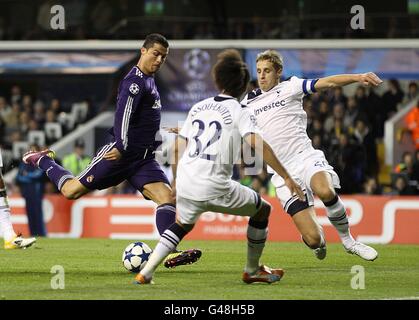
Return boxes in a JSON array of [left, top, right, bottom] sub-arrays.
[[244, 133, 305, 200], [314, 72, 383, 91], [170, 136, 187, 186]]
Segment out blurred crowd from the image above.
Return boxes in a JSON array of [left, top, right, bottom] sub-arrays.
[[0, 0, 418, 41], [0, 85, 92, 173], [0, 86, 63, 152]]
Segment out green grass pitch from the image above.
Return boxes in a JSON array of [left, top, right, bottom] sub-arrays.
[[0, 238, 418, 300]]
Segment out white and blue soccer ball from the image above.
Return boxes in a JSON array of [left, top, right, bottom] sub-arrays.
[[122, 241, 153, 273]]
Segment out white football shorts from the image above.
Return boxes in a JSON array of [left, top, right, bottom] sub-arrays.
[[271, 148, 341, 215], [177, 180, 261, 225]]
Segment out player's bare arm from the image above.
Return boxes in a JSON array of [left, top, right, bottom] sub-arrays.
[[315, 72, 383, 91], [244, 133, 305, 200], [170, 136, 187, 197]]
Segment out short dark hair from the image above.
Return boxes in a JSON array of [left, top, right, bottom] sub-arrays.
[[142, 33, 169, 49], [74, 138, 85, 148], [212, 49, 249, 99]]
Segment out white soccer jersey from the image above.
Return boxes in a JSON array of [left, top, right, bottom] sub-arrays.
[[242, 76, 318, 169], [177, 94, 260, 201]]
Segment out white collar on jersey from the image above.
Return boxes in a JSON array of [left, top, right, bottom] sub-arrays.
[[218, 93, 234, 98], [260, 82, 282, 94], [214, 93, 236, 102]]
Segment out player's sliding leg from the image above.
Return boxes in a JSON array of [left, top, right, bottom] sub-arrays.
[[276, 176, 327, 260], [22, 149, 89, 199], [142, 182, 202, 268], [242, 199, 284, 284], [135, 221, 193, 284], [0, 173, 36, 249], [311, 171, 378, 261], [292, 208, 326, 260]]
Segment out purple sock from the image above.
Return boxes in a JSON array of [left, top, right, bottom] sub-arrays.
[[155, 203, 176, 235], [39, 156, 74, 191]]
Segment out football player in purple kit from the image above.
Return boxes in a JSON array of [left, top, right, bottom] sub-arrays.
[[22, 33, 201, 267]]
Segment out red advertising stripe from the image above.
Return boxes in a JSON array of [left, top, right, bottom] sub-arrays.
[[7, 195, 419, 244]]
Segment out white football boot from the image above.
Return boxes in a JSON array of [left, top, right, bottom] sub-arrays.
[[345, 241, 378, 261], [4, 234, 37, 249]]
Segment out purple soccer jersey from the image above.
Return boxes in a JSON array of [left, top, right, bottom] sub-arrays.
[[76, 66, 169, 192], [110, 66, 163, 154]]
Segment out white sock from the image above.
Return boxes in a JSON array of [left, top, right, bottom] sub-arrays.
[[0, 190, 16, 241], [246, 221, 268, 274], [140, 228, 181, 279], [325, 196, 355, 248]]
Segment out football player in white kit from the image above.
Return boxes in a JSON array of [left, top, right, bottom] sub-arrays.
[[0, 149, 36, 249], [242, 50, 382, 261], [135, 49, 304, 285]]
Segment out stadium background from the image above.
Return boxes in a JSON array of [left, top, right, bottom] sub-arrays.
[[0, 0, 418, 245]]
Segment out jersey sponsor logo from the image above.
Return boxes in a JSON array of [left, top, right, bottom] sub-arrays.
[[253, 99, 286, 116], [86, 175, 94, 183], [152, 99, 162, 109], [129, 83, 140, 95]]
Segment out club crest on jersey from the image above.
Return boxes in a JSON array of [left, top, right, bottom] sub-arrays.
[[129, 83, 140, 95], [250, 115, 258, 125], [86, 175, 94, 183], [152, 99, 162, 109]]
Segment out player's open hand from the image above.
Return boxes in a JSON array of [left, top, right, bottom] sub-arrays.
[[284, 176, 305, 201], [359, 72, 383, 87], [103, 147, 122, 161]]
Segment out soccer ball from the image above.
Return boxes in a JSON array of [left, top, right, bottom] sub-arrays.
[[122, 242, 153, 273]]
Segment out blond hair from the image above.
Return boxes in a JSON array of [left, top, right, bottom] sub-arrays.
[[256, 50, 283, 71]]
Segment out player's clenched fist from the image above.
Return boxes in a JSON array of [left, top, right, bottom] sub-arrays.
[[359, 72, 383, 87]]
